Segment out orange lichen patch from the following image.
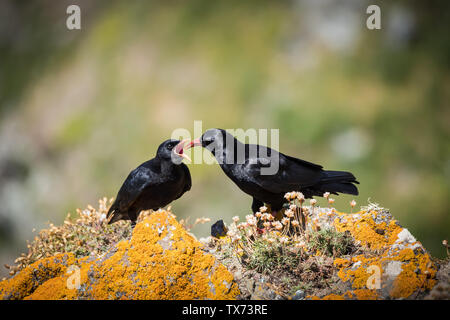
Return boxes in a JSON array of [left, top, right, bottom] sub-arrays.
[[350, 289, 379, 300], [25, 277, 75, 300], [337, 255, 382, 289], [333, 258, 351, 268], [335, 248, 437, 299], [394, 248, 416, 261], [0, 253, 76, 300], [389, 249, 437, 299], [1, 211, 240, 300], [332, 210, 437, 299], [334, 211, 402, 250]]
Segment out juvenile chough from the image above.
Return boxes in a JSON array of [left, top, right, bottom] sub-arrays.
[[188, 128, 358, 214], [107, 139, 192, 227]]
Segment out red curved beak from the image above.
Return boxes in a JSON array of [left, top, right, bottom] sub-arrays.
[[186, 138, 202, 149]]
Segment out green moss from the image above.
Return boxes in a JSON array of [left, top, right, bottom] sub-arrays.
[[307, 228, 354, 257], [244, 239, 300, 273]]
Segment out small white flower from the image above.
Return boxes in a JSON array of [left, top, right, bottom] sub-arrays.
[[328, 198, 335, 205], [247, 216, 257, 226], [310, 199, 317, 206], [232, 216, 240, 223], [259, 206, 268, 213], [291, 220, 299, 227], [284, 209, 294, 218], [294, 241, 305, 248], [281, 217, 290, 225], [323, 192, 330, 199], [279, 236, 289, 244], [83, 210, 91, 217], [99, 213, 106, 222], [237, 223, 247, 229], [350, 200, 356, 208], [272, 221, 283, 230]]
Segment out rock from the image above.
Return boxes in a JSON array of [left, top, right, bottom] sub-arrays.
[[0, 210, 240, 300], [310, 206, 438, 300], [0, 202, 445, 300], [425, 259, 450, 300], [292, 290, 305, 300]]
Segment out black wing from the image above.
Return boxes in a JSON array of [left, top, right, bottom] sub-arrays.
[[244, 145, 323, 194], [107, 163, 154, 218], [181, 163, 192, 193]]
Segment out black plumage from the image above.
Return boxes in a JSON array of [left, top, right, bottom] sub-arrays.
[[189, 129, 359, 213], [107, 139, 192, 226]]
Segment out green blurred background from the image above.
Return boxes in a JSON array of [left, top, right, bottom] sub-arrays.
[[0, 0, 449, 276]]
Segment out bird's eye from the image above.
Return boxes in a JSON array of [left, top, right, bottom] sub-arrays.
[[167, 143, 174, 150]]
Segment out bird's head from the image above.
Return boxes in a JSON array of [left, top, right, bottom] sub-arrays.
[[157, 139, 191, 164], [188, 128, 230, 156]]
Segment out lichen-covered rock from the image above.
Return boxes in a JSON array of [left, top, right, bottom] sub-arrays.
[[308, 206, 438, 300], [202, 203, 444, 300], [0, 210, 240, 300], [425, 259, 450, 300]]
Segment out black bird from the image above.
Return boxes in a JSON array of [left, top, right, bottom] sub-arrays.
[[107, 139, 192, 227], [188, 128, 358, 214]]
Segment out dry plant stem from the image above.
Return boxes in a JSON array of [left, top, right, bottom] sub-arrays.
[[301, 209, 306, 232], [281, 221, 290, 237], [305, 209, 309, 234]]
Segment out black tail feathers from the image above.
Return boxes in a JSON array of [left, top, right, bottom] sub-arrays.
[[315, 170, 359, 196]]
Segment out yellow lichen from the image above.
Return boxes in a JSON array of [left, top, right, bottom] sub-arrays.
[[1, 211, 240, 300], [334, 211, 402, 250], [350, 289, 379, 300], [331, 210, 437, 299], [336, 255, 382, 289], [333, 258, 351, 268], [0, 253, 76, 300], [389, 248, 437, 299]]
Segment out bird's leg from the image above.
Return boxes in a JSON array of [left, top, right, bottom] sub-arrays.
[[252, 198, 266, 232], [128, 210, 139, 231], [251, 198, 264, 214], [271, 210, 283, 221]]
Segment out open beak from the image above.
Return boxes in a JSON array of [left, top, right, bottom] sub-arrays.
[[174, 139, 192, 162], [186, 138, 202, 150]]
